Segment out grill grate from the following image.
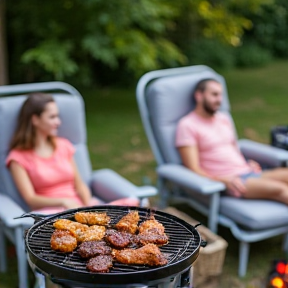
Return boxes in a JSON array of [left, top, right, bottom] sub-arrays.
[[25, 206, 201, 285]]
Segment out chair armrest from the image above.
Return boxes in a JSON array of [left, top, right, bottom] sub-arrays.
[[90, 169, 157, 202], [238, 139, 288, 167], [0, 194, 33, 228], [157, 164, 225, 195]]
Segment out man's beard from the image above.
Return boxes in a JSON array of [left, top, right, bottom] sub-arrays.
[[203, 100, 219, 115]]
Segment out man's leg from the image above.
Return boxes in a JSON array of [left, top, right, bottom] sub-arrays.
[[243, 177, 288, 204], [261, 167, 288, 184]]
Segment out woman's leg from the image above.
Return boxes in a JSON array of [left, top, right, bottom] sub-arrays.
[[88, 196, 139, 207], [108, 198, 140, 206]]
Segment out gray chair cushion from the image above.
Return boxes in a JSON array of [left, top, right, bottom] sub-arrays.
[[220, 197, 288, 230], [146, 70, 230, 164]]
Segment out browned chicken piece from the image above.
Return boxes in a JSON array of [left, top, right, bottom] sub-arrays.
[[137, 216, 168, 246], [74, 212, 110, 226], [77, 225, 106, 243], [53, 219, 88, 239], [112, 243, 168, 266], [50, 229, 77, 253], [105, 229, 133, 249], [78, 240, 111, 258], [115, 210, 139, 234], [138, 216, 165, 234], [136, 232, 168, 246], [86, 255, 113, 273]]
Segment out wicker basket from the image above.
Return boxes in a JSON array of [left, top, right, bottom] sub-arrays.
[[162, 207, 228, 287]]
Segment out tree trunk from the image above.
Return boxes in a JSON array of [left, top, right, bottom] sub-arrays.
[[0, 0, 8, 85]]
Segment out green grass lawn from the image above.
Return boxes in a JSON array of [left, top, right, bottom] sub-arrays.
[[1, 60, 288, 288]]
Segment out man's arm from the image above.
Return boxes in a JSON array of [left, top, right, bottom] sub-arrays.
[[178, 146, 210, 177], [178, 145, 247, 198]]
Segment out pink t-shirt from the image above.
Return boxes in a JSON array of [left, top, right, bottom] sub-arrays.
[[175, 111, 251, 178], [6, 137, 83, 207]]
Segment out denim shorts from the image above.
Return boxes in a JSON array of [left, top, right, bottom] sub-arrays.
[[239, 171, 262, 183]]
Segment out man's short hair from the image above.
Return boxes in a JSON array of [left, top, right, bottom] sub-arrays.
[[192, 78, 220, 104]]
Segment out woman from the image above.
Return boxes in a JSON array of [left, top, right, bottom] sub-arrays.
[[6, 93, 139, 214]]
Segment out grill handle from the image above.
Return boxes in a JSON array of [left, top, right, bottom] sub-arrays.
[[194, 223, 207, 248], [14, 212, 53, 223]]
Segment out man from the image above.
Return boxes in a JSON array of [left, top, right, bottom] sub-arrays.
[[175, 78, 288, 203]]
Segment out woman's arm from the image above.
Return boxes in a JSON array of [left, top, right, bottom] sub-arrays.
[[71, 159, 93, 206], [9, 160, 80, 210]]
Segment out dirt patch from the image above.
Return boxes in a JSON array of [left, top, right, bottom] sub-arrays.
[[89, 144, 111, 154], [233, 97, 267, 111], [243, 128, 264, 143], [122, 150, 154, 163]]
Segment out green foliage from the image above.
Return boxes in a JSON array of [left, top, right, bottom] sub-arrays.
[[5, 0, 282, 85], [22, 40, 78, 80], [7, 0, 185, 84], [244, 0, 288, 58], [235, 42, 273, 67], [81, 0, 186, 76], [186, 38, 235, 69]]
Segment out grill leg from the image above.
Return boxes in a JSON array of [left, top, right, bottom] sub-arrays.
[[238, 241, 250, 277], [0, 222, 7, 272], [15, 226, 29, 288], [180, 267, 193, 288]]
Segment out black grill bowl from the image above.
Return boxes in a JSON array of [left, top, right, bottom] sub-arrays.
[[25, 206, 201, 286]]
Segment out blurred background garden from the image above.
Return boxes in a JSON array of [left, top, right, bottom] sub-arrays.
[[1, 0, 288, 287]]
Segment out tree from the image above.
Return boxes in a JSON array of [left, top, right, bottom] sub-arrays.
[[0, 0, 8, 85], [6, 0, 274, 85]]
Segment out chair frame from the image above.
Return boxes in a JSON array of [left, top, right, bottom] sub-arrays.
[[0, 82, 79, 288], [136, 65, 288, 277], [0, 81, 157, 288]]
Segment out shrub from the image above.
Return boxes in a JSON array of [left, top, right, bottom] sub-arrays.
[[185, 38, 235, 69], [235, 43, 273, 67]]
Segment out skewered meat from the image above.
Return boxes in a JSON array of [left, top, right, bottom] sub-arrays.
[[78, 240, 111, 258], [105, 229, 133, 249], [86, 255, 113, 273], [115, 210, 139, 234], [53, 219, 88, 239], [112, 243, 168, 266], [77, 225, 106, 243], [50, 230, 77, 253], [75, 212, 110, 226]]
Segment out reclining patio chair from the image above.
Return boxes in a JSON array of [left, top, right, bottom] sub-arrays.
[[0, 81, 157, 288], [136, 65, 288, 277]]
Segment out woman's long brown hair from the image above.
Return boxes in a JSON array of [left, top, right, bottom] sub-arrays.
[[9, 93, 56, 150]]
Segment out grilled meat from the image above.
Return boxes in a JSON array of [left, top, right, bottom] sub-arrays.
[[75, 212, 110, 226], [50, 230, 77, 253], [86, 255, 113, 273], [105, 229, 133, 249], [115, 210, 139, 234], [53, 219, 88, 239], [136, 232, 168, 246], [112, 243, 168, 266], [138, 216, 165, 234], [77, 225, 106, 243], [78, 240, 111, 258], [137, 216, 168, 246]]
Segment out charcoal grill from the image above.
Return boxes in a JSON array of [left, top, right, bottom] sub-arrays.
[[24, 206, 204, 288]]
